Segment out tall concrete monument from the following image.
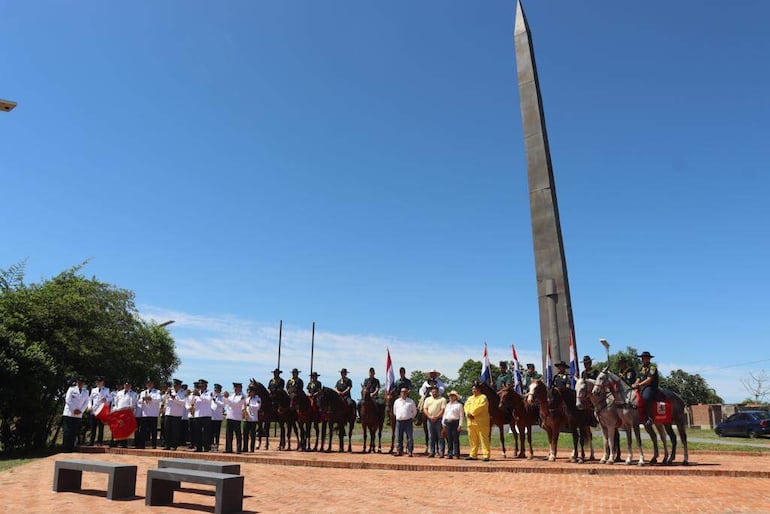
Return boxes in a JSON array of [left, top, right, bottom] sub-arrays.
[[514, 0, 576, 368]]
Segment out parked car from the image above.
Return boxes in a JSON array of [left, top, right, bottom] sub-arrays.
[[715, 410, 770, 438]]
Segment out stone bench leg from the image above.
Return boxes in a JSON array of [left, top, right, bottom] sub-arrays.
[[53, 466, 82, 493], [146, 477, 175, 507], [106, 467, 137, 500], [215, 476, 244, 514]]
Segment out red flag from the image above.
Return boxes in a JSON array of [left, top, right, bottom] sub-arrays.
[[94, 401, 110, 424], [384, 347, 395, 392], [107, 408, 137, 440]]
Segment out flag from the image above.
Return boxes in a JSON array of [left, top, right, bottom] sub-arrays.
[[384, 347, 395, 392], [107, 408, 137, 441], [480, 343, 491, 385], [511, 344, 523, 394], [569, 332, 579, 389], [545, 343, 553, 388]]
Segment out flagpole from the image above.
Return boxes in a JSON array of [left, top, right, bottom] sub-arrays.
[[277, 320, 283, 371], [310, 321, 316, 375]]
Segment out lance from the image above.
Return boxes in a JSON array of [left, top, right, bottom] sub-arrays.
[[600, 338, 611, 367], [277, 320, 283, 371], [310, 321, 316, 375]]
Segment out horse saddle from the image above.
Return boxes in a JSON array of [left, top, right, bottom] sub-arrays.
[[635, 390, 673, 424]]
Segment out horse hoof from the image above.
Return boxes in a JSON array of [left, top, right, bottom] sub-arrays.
[[607, 460, 613, 465], [682, 461, 689, 466], [649, 458, 657, 464], [548, 456, 556, 462], [599, 458, 606, 464]]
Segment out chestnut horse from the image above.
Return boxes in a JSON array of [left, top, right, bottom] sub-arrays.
[[477, 382, 513, 458], [320, 386, 356, 452], [359, 388, 384, 453], [385, 388, 398, 453], [527, 380, 593, 462], [498, 384, 537, 459]]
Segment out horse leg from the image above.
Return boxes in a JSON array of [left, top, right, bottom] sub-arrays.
[[665, 424, 677, 465], [389, 416, 396, 454], [600, 423, 611, 464], [549, 429, 558, 462], [361, 424, 368, 453], [678, 421, 689, 465], [499, 424, 506, 459], [527, 425, 534, 459], [657, 424, 669, 465], [347, 420, 354, 453]]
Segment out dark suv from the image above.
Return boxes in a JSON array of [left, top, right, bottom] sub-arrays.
[[715, 410, 770, 438]]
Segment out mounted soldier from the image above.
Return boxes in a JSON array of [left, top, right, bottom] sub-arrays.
[[286, 368, 304, 408], [268, 368, 284, 395], [633, 351, 659, 426], [553, 361, 570, 388], [335, 368, 355, 410]]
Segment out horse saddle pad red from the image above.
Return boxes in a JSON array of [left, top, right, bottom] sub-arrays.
[[635, 390, 673, 424]]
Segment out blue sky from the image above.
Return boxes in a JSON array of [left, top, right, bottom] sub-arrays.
[[2, 1, 769, 402]]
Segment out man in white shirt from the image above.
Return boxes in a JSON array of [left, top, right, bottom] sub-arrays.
[[162, 379, 186, 450], [392, 387, 417, 457], [193, 378, 214, 452], [62, 376, 90, 452], [88, 377, 111, 446], [223, 382, 245, 453], [137, 378, 162, 449], [211, 383, 225, 451], [112, 380, 138, 448]]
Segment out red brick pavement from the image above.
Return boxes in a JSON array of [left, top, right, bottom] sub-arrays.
[[2, 447, 769, 513]]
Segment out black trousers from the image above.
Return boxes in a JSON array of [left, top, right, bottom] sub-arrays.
[[180, 419, 189, 445], [89, 413, 104, 445], [164, 415, 181, 449], [196, 416, 212, 451], [212, 419, 222, 446], [226, 419, 242, 452], [189, 418, 199, 449], [62, 416, 81, 452], [244, 421, 258, 452], [137, 416, 158, 448]]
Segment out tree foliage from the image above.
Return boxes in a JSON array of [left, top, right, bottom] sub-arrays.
[[659, 369, 723, 405], [0, 262, 179, 454]]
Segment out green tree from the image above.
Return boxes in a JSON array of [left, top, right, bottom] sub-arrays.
[[0, 262, 179, 454], [451, 359, 500, 398], [659, 369, 723, 405]]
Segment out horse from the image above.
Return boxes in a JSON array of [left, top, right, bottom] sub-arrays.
[[271, 388, 300, 450], [477, 382, 513, 458], [319, 386, 356, 452], [248, 380, 274, 450], [294, 390, 323, 452], [527, 380, 593, 462], [497, 384, 537, 459], [595, 369, 689, 465], [358, 387, 385, 453], [575, 377, 647, 465], [384, 388, 399, 453]]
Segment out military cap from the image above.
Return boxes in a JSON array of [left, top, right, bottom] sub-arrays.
[[340, 368, 348, 374], [272, 368, 283, 374], [310, 372, 320, 377], [526, 363, 535, 369], [582, 355, 593, 363], [555, 361, 568, 368], [173, 378, 183, 385], [198, 378, 208, 384], [291, 368, 300, 374], [232, 382, 243, 388], [214, 383, 222, 390], [639, 351, 654, 359]]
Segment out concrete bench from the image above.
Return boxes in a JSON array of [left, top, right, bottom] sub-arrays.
[[146, 467, 244, 514], [157, 458, 241, 474], [53, 459, 137, 500]]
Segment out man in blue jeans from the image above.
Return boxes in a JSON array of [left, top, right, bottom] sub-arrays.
[[422, 386, 447, 457], [392, 387, 416, 457]]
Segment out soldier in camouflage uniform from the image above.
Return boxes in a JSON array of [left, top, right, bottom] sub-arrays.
[[552, 361, 570, 388], [268, 368, 284, 395], [286, 368, 304, 408], [306, 372, 322, 409], [335, 368, 355, 410]]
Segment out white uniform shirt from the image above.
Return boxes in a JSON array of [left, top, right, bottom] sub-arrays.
[[63, 385, 89, 418], [164, 389, 186, 417], [224, 393, 245, 421], [194, 389, 214, 417], [113, 389, 137, 410], [89, 386, 112, 411], [245, 395, 261, 422], [139, 388, 162, 417], [442, 401, 465, 425], [185, 391, 196, 419], [211, 394, 224, 421]]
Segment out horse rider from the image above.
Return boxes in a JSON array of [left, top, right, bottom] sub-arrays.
[[581, 356, 599, 380], [268, 368, 285, 395], [552, 361, 570, 388], [394, 367, 412, 393], [522, 363, 542, 391], [286, 368, 304, 407], [306, 372, 322, 409], [360, 367, 383, 410], [495, 361, 512, 391], [632, 351, 659, 426], [617, 356, 637, 386], [419, 369, 445, 397], [335, 368, 355, 410]]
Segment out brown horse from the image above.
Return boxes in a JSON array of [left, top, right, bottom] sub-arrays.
[[320, 386, 356, 452], [294, 390, 322, 452], [270, 388, 300, 450], [385, 388, 398, 453], [477, 382, 513, 458], [359, 388, 385, 453], [249, 380, 274, 450], [527, 380, 593, 462], [498, 384, 537, 459]]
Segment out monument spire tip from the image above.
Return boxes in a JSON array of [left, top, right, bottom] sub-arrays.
[[514, 0, 529, 36]]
